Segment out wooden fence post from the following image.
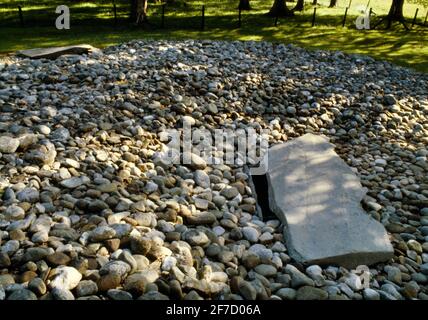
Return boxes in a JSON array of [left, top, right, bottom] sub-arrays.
[[342, 7, 348, 27], [161, 3, 165, 28], [201, 5, 205, 31], [18, 6, 24, 26], [311, 7, 316, 27], [113, 2, 117, 26], [425, 9, 428, 26], [365, 0, 371, 12], [411, 8, 419, 28], [238, 7, 241, 28]]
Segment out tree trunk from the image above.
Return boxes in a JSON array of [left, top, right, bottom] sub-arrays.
[[130, 0, 137, 21], [268, 0, 294, 17], [239, 0, 251, 10], [293, 0, 305, 11], [130, 0, 148, 23], [312, 0, 317, 5], [388, 0, 405, 21], [329, 0, 337, 7]]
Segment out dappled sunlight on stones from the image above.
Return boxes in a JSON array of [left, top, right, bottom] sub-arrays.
[[265, 134, 394, 268]]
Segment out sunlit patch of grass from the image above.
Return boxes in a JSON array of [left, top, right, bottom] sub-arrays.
[[0, 5, 49, 12], [73, 3, 98, 9]]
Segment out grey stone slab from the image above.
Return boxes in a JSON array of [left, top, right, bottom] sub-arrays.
[[17, 44, 101, 59], [266, 133, 393, 268]]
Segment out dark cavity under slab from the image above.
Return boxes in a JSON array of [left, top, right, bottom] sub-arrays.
[[249, 173, 277, 222]]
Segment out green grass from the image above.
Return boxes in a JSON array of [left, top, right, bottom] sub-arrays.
[[0, 0, 427, 72]]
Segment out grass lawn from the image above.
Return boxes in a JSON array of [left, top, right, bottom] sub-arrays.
[[0, 0, 427, 72]]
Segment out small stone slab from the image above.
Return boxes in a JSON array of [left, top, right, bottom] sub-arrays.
[[266, 133, 393, 268], [17, 44, 101, 59]]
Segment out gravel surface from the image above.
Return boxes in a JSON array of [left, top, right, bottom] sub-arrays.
[[0, 40, 427, 300]]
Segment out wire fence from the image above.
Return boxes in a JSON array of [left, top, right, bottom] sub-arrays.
[[0, 0, 426, 30]]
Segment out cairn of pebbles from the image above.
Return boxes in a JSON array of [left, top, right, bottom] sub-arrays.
[[0, 40, 427, 300]]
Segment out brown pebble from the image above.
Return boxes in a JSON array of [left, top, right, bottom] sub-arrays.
[[46, 252, 71, 266], [105, 238, 121, 252], [165, 232, 181, 242], [87, 258, 99, 270], [130, 237, 152, 255], [97, 274, 122, 292], [18, 270, 38, 283], [230, 276, 243, 293], [0, 252, 11, 268], [9, 229, 26, 241], [28, 277, 47, 295], [18, 202, 32, 212], [169, 280, 182, 299], [69, 258, 89, 274]]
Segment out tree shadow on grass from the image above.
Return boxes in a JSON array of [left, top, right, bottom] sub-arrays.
[[0, 9, 426, 72]]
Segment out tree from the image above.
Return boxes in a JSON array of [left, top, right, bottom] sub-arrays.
[[130, 0, 148, 24], [388, 0, 405, 20], [329, 0, 338, 7], [293, 0, 305, 11], [387, 0, 428, 21], [373, 0, 428, 29], [268, 0, 294, 16], [130, 0, 137, 21], [239, 0, 251, 10]]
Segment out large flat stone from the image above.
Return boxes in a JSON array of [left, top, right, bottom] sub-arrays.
[[17, 44, 101, 59], [266, 133, 393, 268]]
